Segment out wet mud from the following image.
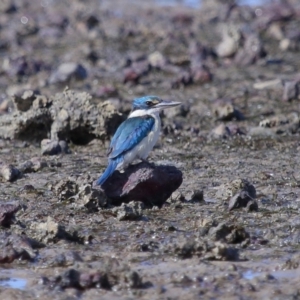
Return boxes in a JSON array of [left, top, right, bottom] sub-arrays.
[[1, 0, 300, 299]]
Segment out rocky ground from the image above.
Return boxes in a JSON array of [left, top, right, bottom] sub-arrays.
[[1, 0, 300, 299]]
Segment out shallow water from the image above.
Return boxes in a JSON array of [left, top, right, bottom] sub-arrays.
[[0, 278, 27, 290]]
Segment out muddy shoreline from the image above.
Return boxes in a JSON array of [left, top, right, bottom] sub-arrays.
[[1, 0, 300, 299]]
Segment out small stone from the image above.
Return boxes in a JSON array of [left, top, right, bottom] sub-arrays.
[[191, 64, 212, 84], [19, 184, 36, 194], [209, 242, 239, 261], [169, 190, 185, 202], [41, 139, 70, 155], [30, 157, 48, 171], [228, 190, 258, 211], [49, 62, 88, 84], [52, 179, 78, 201], [212, 99, 244, 121], [216, 25, 241, 58], [11, 89, 37, 112], [148, 51, 167, 68], [124, 271, 143, 288], [188, 190, 204, 202], [0, 232, 36, 263], [32, 95, 50, 109], [30, 216, 75, 244], [17, 160, 34, 173], [0, 99, 10, 114], [234, 34, 266, 66], [208, 222, 250, 243], [210, 124, 231, 139], [113, 201, 144, 221], [0, 201, 20, 227], [0, 163, 20, 181], [253, 78, 282, 90], [76, 184, 107, 211], [248, 127, 276, 137], [216, 179, 256, 202], [282, 80, 300, 102]]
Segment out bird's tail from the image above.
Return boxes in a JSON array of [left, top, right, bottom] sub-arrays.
[[95, 158, 121, 186]]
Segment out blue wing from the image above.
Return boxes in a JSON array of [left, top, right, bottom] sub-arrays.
[[108, 115, 155, 159]]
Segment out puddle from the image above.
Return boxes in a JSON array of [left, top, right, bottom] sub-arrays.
[[243, 270, 261, 280], [0, 278, 27, 290], [155, 0, 201, 8], [243, 269, 300, 281], [155, 0, 266, 7]]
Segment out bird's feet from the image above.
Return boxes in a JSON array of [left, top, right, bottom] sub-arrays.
[[140, 158, 155, 168]]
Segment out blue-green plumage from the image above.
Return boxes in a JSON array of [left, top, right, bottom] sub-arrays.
[[108, 116, 155, 158], [95, 95, 181, 187]]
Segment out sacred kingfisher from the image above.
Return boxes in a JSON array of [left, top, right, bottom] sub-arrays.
[[95, 95, 181, 186]]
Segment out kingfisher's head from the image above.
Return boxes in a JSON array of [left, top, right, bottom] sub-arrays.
[[132, 95, 181, 113]]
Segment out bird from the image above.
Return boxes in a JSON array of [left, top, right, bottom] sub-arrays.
[[95, 95, 181, 186]]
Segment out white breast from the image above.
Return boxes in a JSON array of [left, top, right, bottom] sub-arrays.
[[117, 111, 161, 169]]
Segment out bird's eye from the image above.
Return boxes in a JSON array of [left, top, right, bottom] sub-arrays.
[[146, 101, 153, 106]]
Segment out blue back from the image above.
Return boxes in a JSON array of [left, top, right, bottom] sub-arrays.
[[108, 115, 155, 159]]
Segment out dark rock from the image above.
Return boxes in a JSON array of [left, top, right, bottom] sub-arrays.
[[0, 232, 37, 263], [0, 201, 20, 227], [97, 162, 183, 207], [228, 190, 258, 211], [124, 271, 143, 289], [187, 190, 204, 202], [19, 184, 36, 194], [85, 15, 100, 30], [41, 139, 70, 155], [49, 62, 88, 84], [0, 163, 20, 181], [57, 269, 81, 289]]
